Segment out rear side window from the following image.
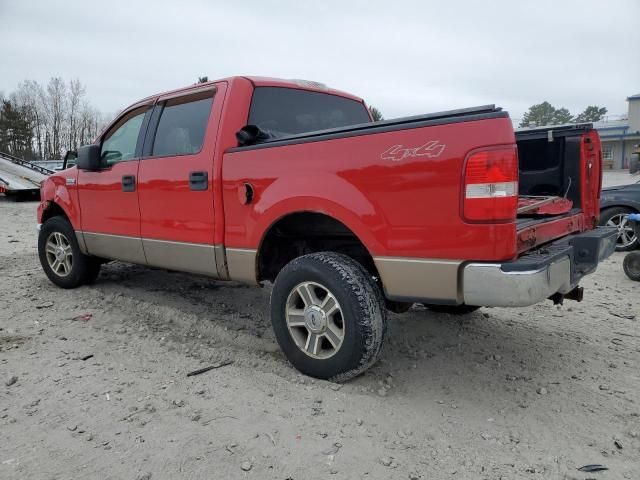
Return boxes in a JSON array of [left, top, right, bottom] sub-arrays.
[[248, 87, 370, 136], [151, 93, 213, 157]]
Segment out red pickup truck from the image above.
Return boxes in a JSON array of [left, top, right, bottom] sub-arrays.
[[37, 76, 616, 381]]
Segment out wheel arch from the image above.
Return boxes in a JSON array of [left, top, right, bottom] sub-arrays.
[[255, 209, 381, 284], [40, 200, 71, 223], [600, 201, 640, 213]]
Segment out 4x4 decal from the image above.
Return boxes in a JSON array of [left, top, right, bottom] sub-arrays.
[[381, 141, 446, 162]]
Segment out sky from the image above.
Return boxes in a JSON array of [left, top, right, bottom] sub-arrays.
[[1, 0, 639, 123]]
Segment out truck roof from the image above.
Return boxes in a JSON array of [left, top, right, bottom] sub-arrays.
[[134, 76, 365, 107]]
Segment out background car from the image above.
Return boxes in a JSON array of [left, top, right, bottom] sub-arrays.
[[599, 181, 640, 251]]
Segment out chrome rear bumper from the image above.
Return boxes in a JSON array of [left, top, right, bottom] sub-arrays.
[[463, 257, 572, 307], [462, 227, 617, 307]]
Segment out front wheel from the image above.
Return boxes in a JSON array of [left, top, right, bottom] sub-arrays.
[[38, 216, 101, 289], [270, 252, 386, 381]]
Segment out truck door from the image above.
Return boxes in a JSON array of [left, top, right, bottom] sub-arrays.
[[136, 84, 223, 276], [77, 103, 153, 263]]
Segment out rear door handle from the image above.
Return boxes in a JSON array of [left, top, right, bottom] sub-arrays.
[[122, 175, 136, 192], [189, 171, 208, 191]]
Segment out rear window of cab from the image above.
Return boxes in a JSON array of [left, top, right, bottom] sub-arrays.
[[248, 87, 371, 136]]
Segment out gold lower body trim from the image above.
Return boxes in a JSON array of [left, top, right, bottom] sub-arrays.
[[373, 256, 462, 303], [225, 248, 258, 284], [143, 238, 218, 277]]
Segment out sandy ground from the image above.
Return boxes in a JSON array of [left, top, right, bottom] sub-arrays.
[[1, 177, 639, 479]]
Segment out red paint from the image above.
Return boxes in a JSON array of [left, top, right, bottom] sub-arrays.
[[137, 83, 228, 244], [37, 76, 603, 267], [77, 161, 141, 237], [37, 171, 81, 228], [223, 116, 518, 261]]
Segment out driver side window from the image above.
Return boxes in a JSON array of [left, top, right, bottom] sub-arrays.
[[101, 107, 148, 166]]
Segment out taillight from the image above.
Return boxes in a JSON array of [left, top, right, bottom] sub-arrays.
[[463, 147, 518, 222]]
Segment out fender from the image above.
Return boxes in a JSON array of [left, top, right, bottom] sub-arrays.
[[37, 173, 81, 229], [600, 198, 640, 212], [222, 172, 388, 284], [240, 172, 386, 254]]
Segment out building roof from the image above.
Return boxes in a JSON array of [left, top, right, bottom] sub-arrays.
[[593, 119, 629, 130], [628, 93, 640, 101]]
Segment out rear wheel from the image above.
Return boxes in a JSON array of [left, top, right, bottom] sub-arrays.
[[38, 216, 101, 288], [423, 304, 480, 315], [623, 252, 640, 281], [600, 207, 638, 251], [270, 252, 386, 381]]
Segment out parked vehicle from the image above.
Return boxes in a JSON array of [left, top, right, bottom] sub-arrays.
[[36, 77, 617, 380], [599, 181, 640, 251], [623, 213, 640, 280]]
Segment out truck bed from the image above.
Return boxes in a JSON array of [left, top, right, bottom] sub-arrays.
[[514, 124, 600, 253]]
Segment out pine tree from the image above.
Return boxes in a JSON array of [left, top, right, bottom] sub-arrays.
[[0, 100, 34, 158], [368, 105, 384, 122], [519, 102, 559, 127], [574, 106, 607, 123]]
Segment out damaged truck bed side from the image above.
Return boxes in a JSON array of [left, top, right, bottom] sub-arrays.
[[36, 77, 616, 380]]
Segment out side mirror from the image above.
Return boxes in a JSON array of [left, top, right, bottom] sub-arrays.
[[236, 125, 279, 147], [76, 144, 102, 171], [63, 150, 77, 170]]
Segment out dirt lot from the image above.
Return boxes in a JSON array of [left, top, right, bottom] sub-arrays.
[[1, 195, 639, 480]]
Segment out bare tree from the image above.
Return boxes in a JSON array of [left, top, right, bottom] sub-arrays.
[[1, 77, 105, 159], [42, 77, 67, 159], [67, 78, 86, 151], [12, 80, 46, 159]]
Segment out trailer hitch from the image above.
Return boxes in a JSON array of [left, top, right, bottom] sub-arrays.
[[549, 286, 584, 305]]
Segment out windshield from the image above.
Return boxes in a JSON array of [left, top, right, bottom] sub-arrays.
[[248, 87, 371, 136]]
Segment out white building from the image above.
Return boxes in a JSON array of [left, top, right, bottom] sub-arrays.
[[594, 94, 640, 169]]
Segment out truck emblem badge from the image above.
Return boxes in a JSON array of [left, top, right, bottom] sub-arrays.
[[66, 178, 76, 186], [381, 141, 446, 162]]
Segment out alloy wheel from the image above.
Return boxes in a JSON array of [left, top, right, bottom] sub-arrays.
[[606, 213, 637, 248], [45, 232, 73, 277], [285, 281, 345, 359]]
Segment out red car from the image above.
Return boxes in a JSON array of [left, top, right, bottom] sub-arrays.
[[37, 77, 616, 380]]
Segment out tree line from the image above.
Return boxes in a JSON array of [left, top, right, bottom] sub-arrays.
[[519, 102, 608, 128], [0, 78, 106, 160]]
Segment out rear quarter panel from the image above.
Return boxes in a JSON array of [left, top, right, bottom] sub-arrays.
[[223, 116, 518, 261]]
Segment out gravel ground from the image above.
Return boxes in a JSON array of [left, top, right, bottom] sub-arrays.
[[1, 190, 639, 479]]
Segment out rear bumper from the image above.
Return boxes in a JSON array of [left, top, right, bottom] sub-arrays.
[[463, 227, 617, 307]]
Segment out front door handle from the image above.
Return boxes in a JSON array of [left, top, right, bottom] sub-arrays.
[[122, 175, 136, 192], [189, 171, 208, 191]]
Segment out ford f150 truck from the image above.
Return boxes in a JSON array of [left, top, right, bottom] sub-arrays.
[[37, 76, 617, 381]]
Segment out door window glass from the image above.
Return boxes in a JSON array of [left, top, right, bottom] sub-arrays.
[[151, 93, 213, 157], [101, 107, 147, 166]]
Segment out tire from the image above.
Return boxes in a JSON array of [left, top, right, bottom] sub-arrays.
[[599, 207, 638, 252], [270, 252, 386, 382], [38, 216, 101, 288], [623, 252, 640, 281], [423, 304, 480, 315]]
